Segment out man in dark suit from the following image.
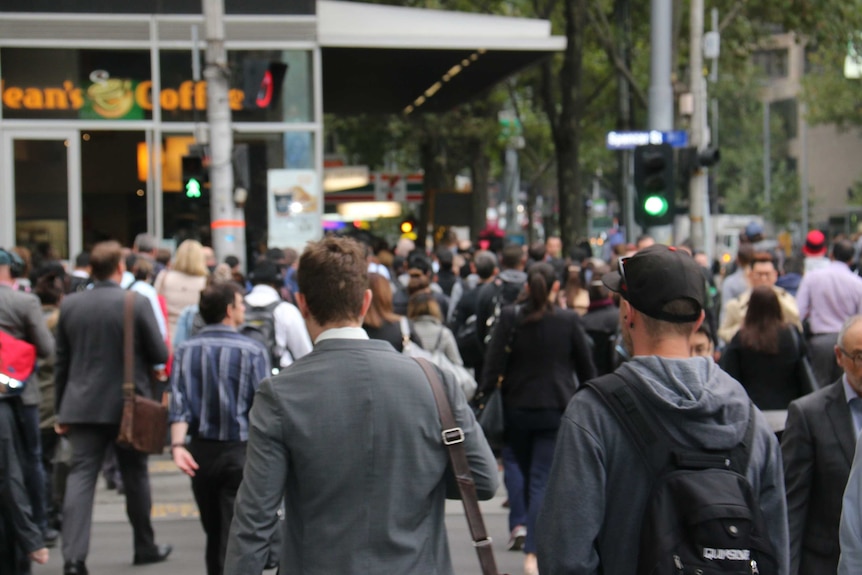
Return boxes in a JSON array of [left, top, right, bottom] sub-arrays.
[[224, 236, 498, 575], [781, 314, 862, 575], [54, 241, 170, 575]]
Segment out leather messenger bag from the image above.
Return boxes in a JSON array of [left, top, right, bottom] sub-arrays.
[[116, 291, 168, 455]]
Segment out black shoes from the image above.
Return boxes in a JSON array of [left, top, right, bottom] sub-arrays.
[[133, 543, 173, 565], [43, 527, 59, 549], [63, 561, 88, 575]]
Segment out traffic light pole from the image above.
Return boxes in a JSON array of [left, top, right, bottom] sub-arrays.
[[204, 0, 247, 269], [646, 0, 674, 243], [688, 0, 708, 254]]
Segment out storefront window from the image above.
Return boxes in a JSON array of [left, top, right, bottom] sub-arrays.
[[158, 49, 313, 123], [1, 48, 152, 120]]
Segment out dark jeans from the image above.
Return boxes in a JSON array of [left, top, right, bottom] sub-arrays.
[[504, 408, 562, 554], [501, 446, 527, 531], [188, 438, 247, 575], [19, 405, 46, 532]]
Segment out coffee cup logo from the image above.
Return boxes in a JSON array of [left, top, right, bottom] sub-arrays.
[[87, 70, 135, 119]]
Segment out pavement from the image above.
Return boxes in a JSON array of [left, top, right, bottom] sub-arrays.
[[33, 455, 528, 574]]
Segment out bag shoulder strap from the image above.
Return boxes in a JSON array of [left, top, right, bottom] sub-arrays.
[[123, 291, 135, 400], [413, 358, 499, 575], [583, 371, 755, 476]]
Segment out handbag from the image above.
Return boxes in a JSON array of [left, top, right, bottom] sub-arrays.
[[413, 358, 506, 575], [429, 327, 478, 401], [789, 326, 818, 396], [116, 292, 168, 455], [0, 328, 36, 397], [399, 316, 434, 361], [473, 306, 521, 450]]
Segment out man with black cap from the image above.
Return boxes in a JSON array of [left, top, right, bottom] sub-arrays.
[[537, 245, 789, 575], [244, 259, 312, 373]]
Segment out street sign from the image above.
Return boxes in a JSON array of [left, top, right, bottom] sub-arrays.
[[606, 130, 689, 150]]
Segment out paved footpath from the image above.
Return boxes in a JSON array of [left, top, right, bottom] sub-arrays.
[[34, 455, 528, 574]]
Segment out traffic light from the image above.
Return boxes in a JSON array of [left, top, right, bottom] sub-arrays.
[[182, 151, 208, 200], [400, 217, 416, 235], [242, 61, 289, 110], [634, 143, 675, 227]]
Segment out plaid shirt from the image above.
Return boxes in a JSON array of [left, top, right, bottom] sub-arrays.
[[169, 325, 271, 442]]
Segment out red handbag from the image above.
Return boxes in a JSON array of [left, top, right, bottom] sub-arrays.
[[0, 328, 36, 395]]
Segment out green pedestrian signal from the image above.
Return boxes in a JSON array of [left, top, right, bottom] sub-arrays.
[[643, 194, 669, 217], [185, 177, 202, 199]]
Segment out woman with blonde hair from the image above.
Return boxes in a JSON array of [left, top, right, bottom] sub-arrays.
[[154, 239, 209, 341]]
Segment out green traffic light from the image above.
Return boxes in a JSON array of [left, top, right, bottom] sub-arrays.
[[185, 177, 202, 199], [643, 195, 668, 217]]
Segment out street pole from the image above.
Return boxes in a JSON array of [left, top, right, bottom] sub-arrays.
[[648, 0, 674, 132], [763, 100, 771, 206], [647, 0, 674, 244], [203, 0, 246, 268], [800, 102, 810, 234], [688, 0, 708, 253]]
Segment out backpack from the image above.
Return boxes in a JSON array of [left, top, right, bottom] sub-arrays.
[[0, 328, 36, 396], [483, 277, 525, 345], [239, 301, 282, 372], [584, 373, 778, 575], [455, 314, 481, 368]]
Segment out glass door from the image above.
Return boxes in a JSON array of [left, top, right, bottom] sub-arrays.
[[1, 130, 81, 265]]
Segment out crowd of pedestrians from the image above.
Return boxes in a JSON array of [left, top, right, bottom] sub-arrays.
[[6, 223, 862, 575]]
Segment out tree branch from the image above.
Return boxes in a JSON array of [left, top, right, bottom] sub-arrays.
[[719, 1, 745, 33], [585, 4, 648, 110]]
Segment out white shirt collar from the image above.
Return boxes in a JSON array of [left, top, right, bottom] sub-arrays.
[[314, 326, 369, 345]]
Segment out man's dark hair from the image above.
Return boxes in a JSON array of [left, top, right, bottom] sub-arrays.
[[407, 253, 433, 277], [737, 244, 755, 267], [125, 253, 138, 273], [75, 251, 90, 268], [266, 247, 286, 264], [34, 272, 65, 306], [224, 255, 240, 268], [751, 251, 776, 267], [474, 250, 498, 280], [500, 244, 524, 270], [832, 239, 855, 263], [436, 248, 454, 271], [89, 241, 123, 281], [527, 241, 546, 262], [298, 237, 368, 325], [199, 282, 242, 325]]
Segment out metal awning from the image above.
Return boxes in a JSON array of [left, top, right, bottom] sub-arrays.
[[318, 0, 565, 114]]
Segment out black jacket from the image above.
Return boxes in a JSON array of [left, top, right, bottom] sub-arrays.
[[480, 305, 597, 410], [363, 318, 422, 353], [719, 325, 808, 410]]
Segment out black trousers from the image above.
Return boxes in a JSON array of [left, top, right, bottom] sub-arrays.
[[188, 438, 246, 575]]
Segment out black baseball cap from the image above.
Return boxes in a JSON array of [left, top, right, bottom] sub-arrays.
[[603, 245, 704, 323]]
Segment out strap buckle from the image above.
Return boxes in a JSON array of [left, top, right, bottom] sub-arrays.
[[472, 537, 493, 547], [442, 427, 465, 445]]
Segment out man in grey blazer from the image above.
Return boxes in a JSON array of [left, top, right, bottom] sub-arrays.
[[54, 241, 170, 575], [224, 236, 498, 575], [781, 314, 862, 575]]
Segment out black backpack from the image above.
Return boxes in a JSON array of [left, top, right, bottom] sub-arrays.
[[483, 277, 524, 345], [584, 373, 778, 575], [239, 301, 282, 372]]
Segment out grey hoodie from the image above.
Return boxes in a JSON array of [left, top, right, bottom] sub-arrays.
[[537, 356, 789, 575]]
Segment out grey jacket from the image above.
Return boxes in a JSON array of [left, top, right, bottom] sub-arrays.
[[537, 356, 790, 575], [54, 281, 167, 424], [224, 338, 498, 575], [0, 285, 54, 406], [411, 316, 463, 366]]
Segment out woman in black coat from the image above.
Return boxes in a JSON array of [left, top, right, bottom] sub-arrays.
[[479, 263, 596, 575], [719, 285, 810, 410]]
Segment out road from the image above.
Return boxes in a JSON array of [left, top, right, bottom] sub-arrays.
[[34, 455, 527, 574]]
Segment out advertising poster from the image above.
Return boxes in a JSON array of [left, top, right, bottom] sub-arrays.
[[267, 169, 321, 250]]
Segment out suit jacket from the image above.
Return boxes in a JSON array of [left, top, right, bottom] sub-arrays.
[[781, 379, 856, 575], [224, 338, 499, 575], [0, 284, 55, 406], [54, 281, 168, 425]]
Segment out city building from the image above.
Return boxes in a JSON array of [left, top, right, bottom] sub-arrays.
[[0, 0, 563, 260]]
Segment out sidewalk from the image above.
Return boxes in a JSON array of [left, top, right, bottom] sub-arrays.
[[35, 455, 528, 574]]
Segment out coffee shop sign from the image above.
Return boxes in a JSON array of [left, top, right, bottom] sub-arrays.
[[1, 71, 247, 118]]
